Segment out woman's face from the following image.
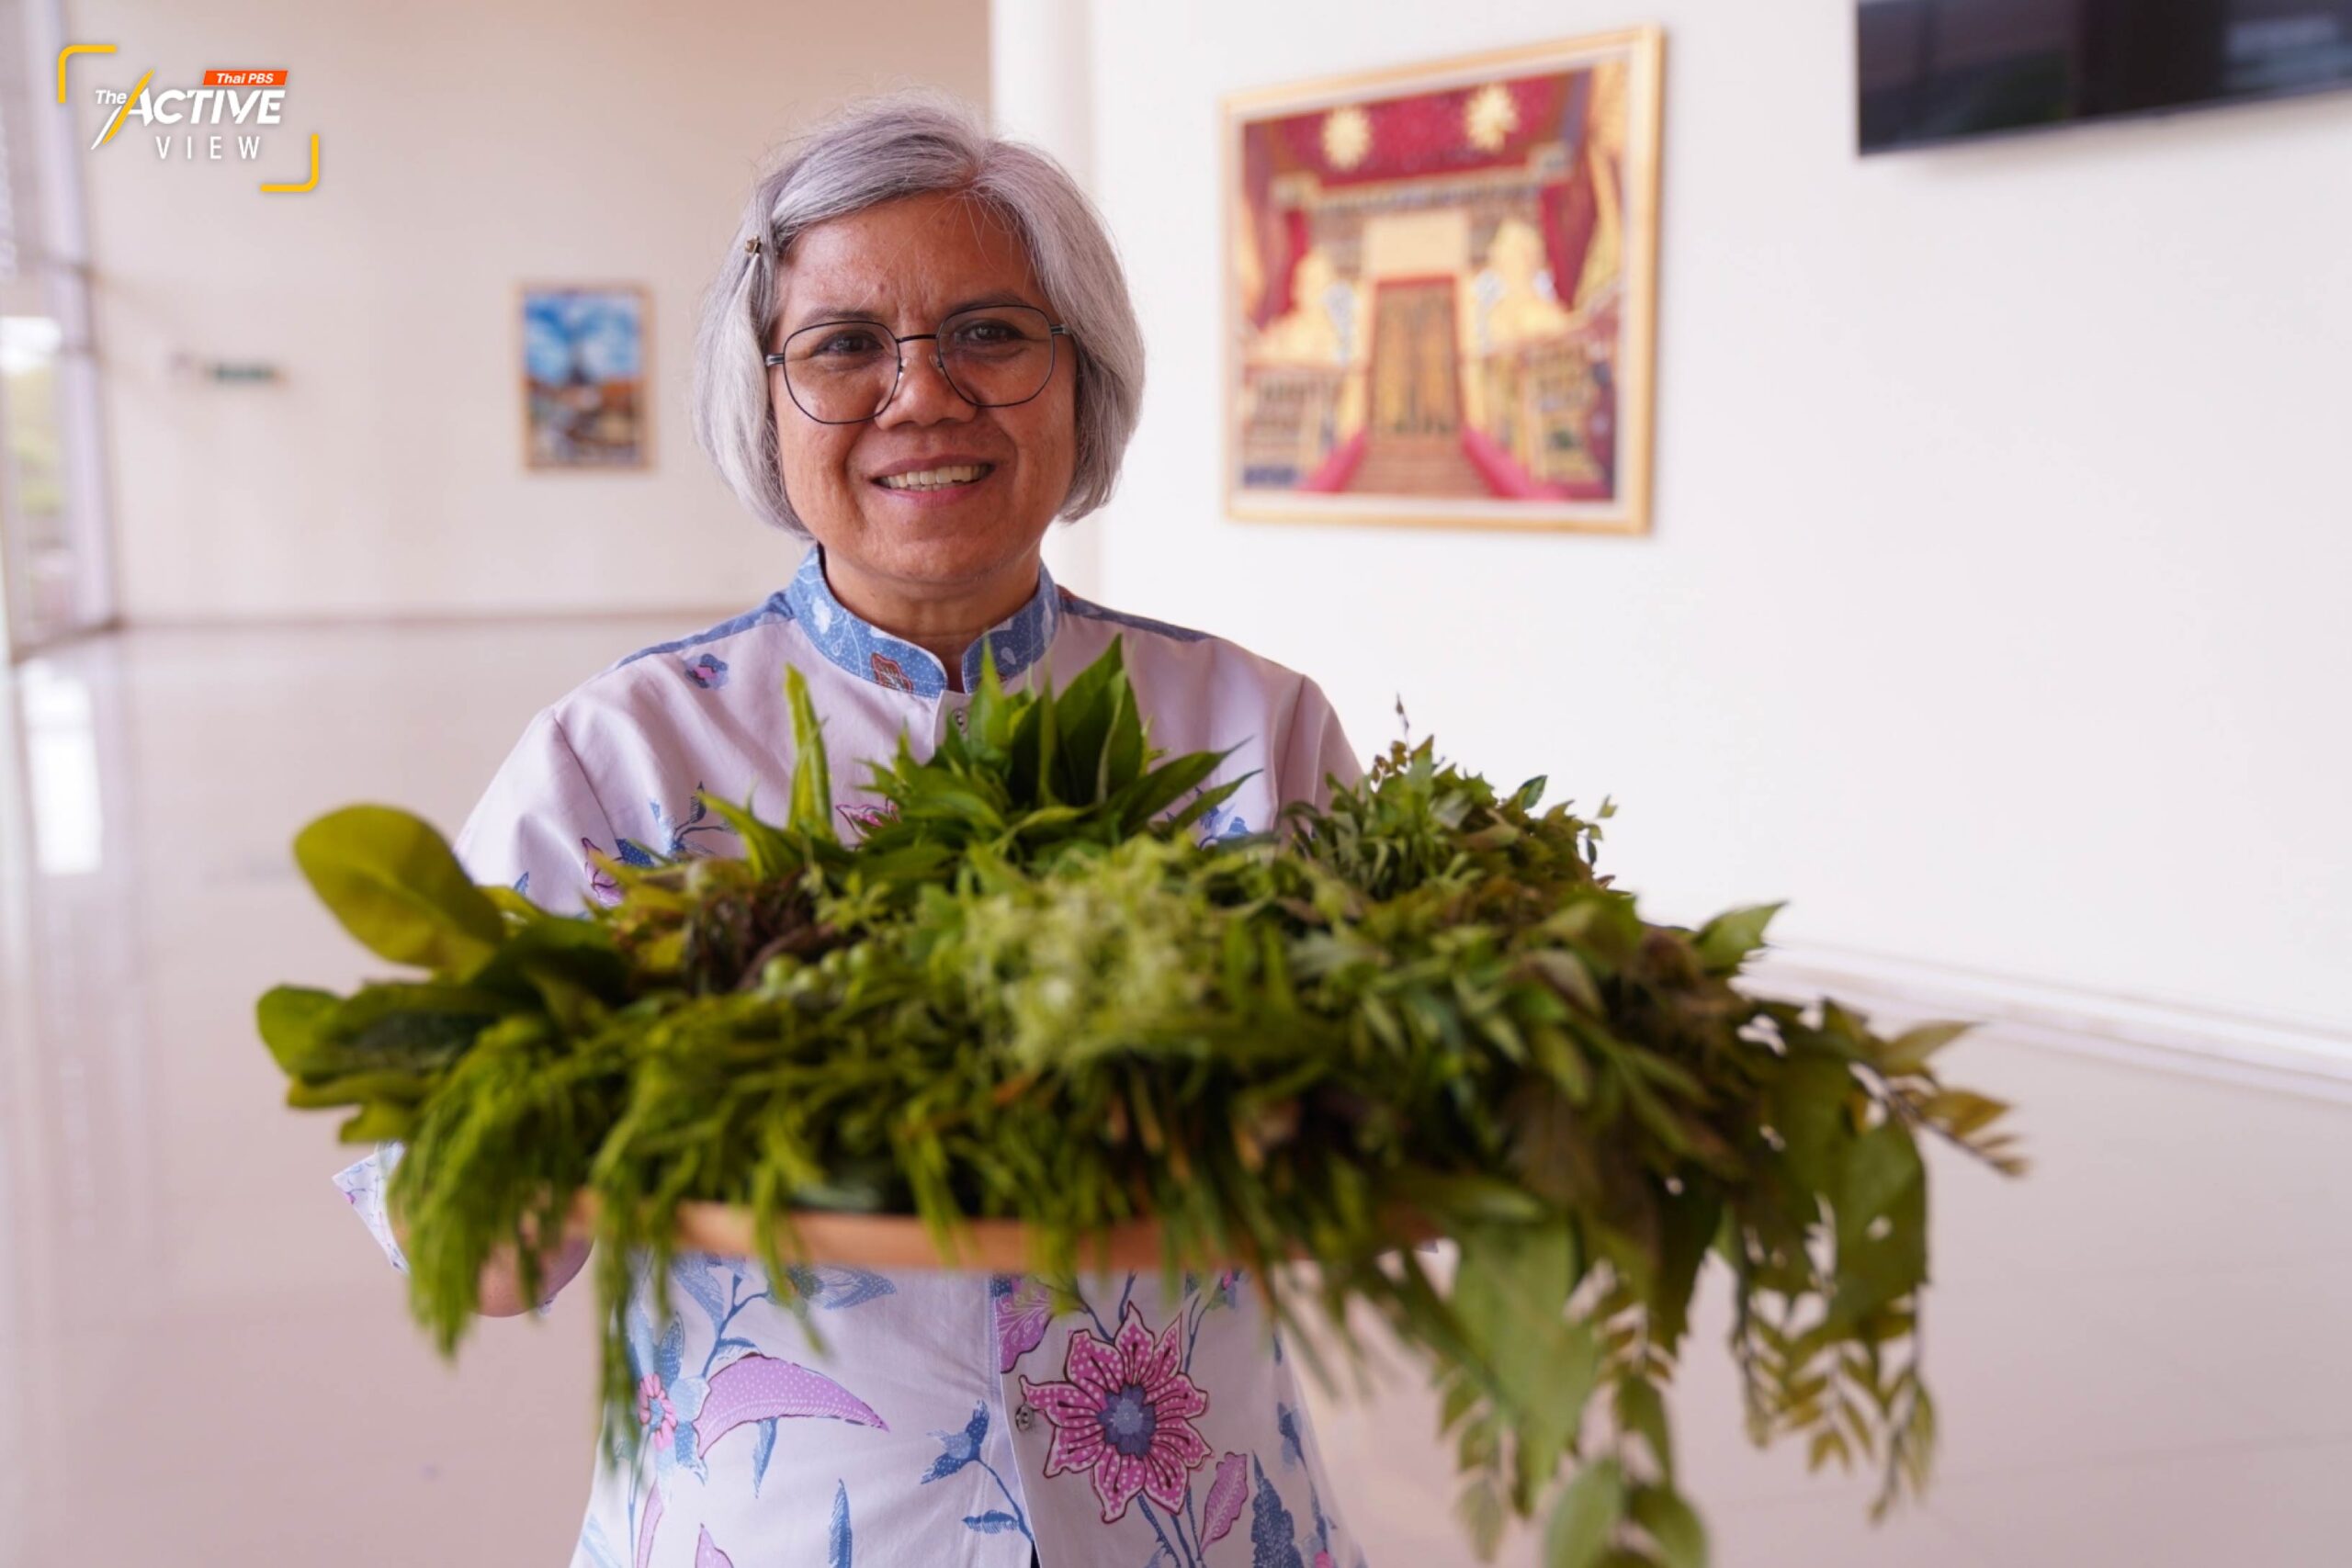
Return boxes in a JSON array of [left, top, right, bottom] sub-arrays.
[[767, 191, 1077, 606]]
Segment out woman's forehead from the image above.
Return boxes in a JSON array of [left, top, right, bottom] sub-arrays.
[[778, 193, 1043, 326]]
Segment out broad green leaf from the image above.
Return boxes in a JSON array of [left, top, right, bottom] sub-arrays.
[[315, 983, 512, 1074], [1108, 749, 1245, 834], [256, 986, 340, 1074], [1629, 1484, 1707, 1568], [1439, 1372, 1482, 1436], [285, 1070, 435, 1109], [1648, 1190, 1723, 1354], [463, 916, 628, 1010], [481, 885, 542, 919], [699, 790, 801, 880], [1922, 1089, 2009, 1138], [1770, 1053, 1856, 1196], [1528, 1024, 1594, 1103], [1544, 1458, 1626, 1568], [1627, 1485, 1702, 1568], [785, 664, 837, 840], [1838, 1121, 1926, 1239], [1528, 949, 1603, 1014], [1395, 1172, 1552, 1226], [1831, 1122, 1929, 1322], [1454, 1219, 1598, 1461], [1101, 680, 1146, 799], [1006, 662, 1060, 807], [1614, 1377, 1674, 1483], [292, 806, 505, 972], [1878, 1021, 1973, 1076], [966, 638, 1014, 752], [335, 1100, 413, 1144], [1692, 903, 1782, 974], [1162, 773, 1248, 837], [1455, 1477, 1507, 1562], [1050, 637, 1128, 801]]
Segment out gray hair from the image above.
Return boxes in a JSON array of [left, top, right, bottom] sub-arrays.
[[691, 93, 1145, 538]]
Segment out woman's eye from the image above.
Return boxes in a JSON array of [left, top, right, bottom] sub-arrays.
[[952, 319, 1023, 350], [810, 329, 884, 357]]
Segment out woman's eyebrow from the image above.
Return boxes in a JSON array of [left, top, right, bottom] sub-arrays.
[[942, 293, 1040, 315], [786, 294, 1042, 333], [788, 303, 882, 331]]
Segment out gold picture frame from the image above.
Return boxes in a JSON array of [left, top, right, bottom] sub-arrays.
[[1221, 28, 1664, 535]]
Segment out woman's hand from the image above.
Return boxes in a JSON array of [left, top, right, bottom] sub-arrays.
[[390, 1210, 593, 1317], [476, 1229, 594, 1316]]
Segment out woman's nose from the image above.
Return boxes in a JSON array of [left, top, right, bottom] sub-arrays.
[[876, 344, 974, 424]]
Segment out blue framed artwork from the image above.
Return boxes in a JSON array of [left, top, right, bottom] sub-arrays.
[[521, 283, 650, 469]]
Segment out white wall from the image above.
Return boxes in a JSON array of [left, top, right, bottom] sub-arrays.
[[72, 0, 990, 623], [991, 0, 1103, 600], [1059, 1, 2352, 1035]]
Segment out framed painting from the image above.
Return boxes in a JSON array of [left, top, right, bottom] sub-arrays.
[[521, 283, 650, 469], [1222, 29, 1664, 534]]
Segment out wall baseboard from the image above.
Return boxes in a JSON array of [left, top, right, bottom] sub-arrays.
[[1749, 942, 2352, 1104]]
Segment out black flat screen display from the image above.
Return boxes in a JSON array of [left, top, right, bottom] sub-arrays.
[[1859, 0, 2352, 152]]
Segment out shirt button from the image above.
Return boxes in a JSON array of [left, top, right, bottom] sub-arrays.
[[1014, 1403, 1036, 1431], [950, 707, 967, 729]]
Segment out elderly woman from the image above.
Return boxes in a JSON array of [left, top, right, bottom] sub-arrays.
[[335, 96, 1366, 1568]]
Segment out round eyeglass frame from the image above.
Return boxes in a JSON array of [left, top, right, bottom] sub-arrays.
[[763, 308, 1073, 426]]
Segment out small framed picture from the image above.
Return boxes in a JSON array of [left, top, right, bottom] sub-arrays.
[[521, 283, 650, 469], [1222, 29, 1665, 534]]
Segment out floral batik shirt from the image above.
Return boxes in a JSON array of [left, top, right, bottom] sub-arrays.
[[334, 544, 1371, 1568]]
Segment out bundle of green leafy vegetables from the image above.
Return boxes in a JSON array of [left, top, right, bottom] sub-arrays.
[[260, 638, 2018, 1568]]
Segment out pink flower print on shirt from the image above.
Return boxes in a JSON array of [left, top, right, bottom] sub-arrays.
[[837, 800, 899, 843], [1200, 1450, 1250, 1547], [628, 1314, 709, 1481], [639, 1372, 679, 1451], [992, 1274, 1053, 1372], [1018, 1300, 1213, 1523], [693, 1352, 888, 1463]]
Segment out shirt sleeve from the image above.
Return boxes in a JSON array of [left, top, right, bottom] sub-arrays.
[[449, 705, 626, 915], [334, 705, 624, 1275], [1279, 676, 1363, 812], [334, 1144, 410, 1273]]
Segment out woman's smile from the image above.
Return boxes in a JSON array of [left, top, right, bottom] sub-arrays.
[[868, 452, 1001, 506], [874, 464, 991, 491]]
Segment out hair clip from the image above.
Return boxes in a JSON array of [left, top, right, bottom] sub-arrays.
[[744, 236, 763, 255]]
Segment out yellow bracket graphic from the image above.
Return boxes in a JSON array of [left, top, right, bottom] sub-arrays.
[[56, 43, 114, 104], [261, 133, 320, 194]]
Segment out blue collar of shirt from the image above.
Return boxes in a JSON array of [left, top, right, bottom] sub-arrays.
[[783, 545, 1062, 698]]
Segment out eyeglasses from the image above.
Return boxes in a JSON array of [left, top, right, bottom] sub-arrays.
[[764, 304, 1071, 425]]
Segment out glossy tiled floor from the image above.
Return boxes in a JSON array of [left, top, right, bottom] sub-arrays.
[[4, 622, 2347, 1567]]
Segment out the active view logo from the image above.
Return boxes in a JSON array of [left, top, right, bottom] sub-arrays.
[[57, 45, 321, 194]]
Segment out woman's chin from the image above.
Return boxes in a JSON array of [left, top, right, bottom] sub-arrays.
[[845, 527, 1039, 591]]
